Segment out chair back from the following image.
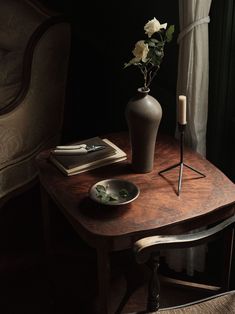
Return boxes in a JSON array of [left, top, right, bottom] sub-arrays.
[[133, 215, 235, 312], [0, 0, 70, 202], [0, 0, 49, 51]]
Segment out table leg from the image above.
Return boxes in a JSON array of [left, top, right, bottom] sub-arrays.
[[40, 185, 52, 254], [40, 185, 57, 309], [221, 227, 234, 290], [97, 246, 111, 314]]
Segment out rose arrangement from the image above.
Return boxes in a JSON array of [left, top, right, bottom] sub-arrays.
[[124, 17, 174, 91]]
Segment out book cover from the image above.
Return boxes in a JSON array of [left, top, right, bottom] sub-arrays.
[[51, 137, 116, 170], [50, 138, 127, 176]]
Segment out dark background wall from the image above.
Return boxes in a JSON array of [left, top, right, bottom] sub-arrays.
[[37, 0, 235, 183], [39, 0, 179, 143]]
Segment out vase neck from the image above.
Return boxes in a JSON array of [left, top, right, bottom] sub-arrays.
[[137, 87, 150, 95], [136, 87, 150, 99]]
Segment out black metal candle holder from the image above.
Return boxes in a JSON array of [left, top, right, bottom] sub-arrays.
[[158, 123, 206, 196]]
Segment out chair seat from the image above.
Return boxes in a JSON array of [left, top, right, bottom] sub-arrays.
[[128, 291, 235, 314], [159, 291, 235, 313]]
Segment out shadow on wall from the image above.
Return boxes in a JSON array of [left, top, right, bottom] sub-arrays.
[[39, 0, 179, 142]]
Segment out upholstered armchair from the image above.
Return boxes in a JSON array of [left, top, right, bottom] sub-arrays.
[[0, 0, 70, 203]]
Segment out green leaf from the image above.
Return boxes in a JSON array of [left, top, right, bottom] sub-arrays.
[[119, 189, 129, 198], [108, 194, 119, 201], [166, 25, 175, 43], [150, 38, 159, 44], [156, 41, 165, 48], [96, 185, 106, 192], [126, 60, 134, 67], [155, 50, 164, 57], [147, 41, 156, 48], [147, 49, 162, 66], [124, 58, 143, 68]]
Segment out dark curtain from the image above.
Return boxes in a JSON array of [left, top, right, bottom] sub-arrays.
[[207, 0, 235, 183]]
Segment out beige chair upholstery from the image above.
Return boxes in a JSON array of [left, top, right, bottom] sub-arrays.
[[0, 0, 70, 201]]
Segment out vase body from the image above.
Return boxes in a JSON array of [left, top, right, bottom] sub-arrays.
[[125, 88, 162, 173]]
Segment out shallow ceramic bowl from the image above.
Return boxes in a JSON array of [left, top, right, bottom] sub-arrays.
[[89, 178, 140, 206]]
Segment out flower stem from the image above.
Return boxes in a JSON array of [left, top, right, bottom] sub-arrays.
[[140, 65, 148, 89], [146, 66, 160, 88]]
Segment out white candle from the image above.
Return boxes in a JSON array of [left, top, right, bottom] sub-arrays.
[[178, 95, 187, 125]]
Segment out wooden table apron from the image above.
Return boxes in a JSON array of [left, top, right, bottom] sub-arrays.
[[36, 132, 235, 314]]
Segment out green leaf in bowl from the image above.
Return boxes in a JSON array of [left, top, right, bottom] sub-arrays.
[[95, 184, 128, 203], [119, 188, 129, 198]]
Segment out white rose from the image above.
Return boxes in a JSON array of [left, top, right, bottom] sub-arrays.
[[132, 40, 149, 62], [144, 17, 167, 38]]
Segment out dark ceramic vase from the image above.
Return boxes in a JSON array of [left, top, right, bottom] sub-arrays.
[[125, 87, 162, 173]]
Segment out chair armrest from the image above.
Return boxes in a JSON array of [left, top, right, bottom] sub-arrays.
[[134, 214, 235, 264]]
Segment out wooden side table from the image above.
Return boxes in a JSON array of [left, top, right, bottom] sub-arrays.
[[36, 132, 235, 314]]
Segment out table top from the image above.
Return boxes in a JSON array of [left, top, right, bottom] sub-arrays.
[[36, 132, 235, 250]]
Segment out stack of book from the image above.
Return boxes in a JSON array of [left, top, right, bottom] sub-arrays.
[[50, 136, 127, 176]]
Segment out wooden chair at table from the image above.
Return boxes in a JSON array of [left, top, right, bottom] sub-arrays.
[[118, 215, 235, 313]]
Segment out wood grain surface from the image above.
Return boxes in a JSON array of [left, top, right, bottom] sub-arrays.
[[36, 132, 235, 250]]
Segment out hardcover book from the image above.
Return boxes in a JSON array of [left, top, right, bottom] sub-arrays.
[[50, 137, 127, 176]]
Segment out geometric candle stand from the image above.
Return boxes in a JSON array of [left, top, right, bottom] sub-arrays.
[[158, 123, 206, 196]]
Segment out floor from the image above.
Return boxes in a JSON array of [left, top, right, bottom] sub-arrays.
[[0, 251, 213, 314], [0, 184, 229, 314]]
